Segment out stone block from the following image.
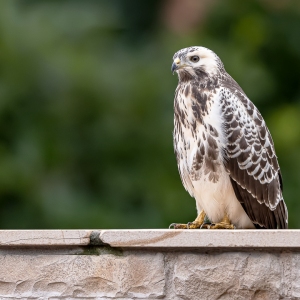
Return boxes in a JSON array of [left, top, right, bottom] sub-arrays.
[[0, 251, 165, 299], [172, 252, 296, 300]]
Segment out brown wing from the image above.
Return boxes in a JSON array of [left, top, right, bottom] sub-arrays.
[[220, 81, 288, 229]]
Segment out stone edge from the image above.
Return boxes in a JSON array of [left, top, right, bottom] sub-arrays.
[[98, 229, 300, 249], [0, 229, 299, 249], [0, 230, 92, 246]]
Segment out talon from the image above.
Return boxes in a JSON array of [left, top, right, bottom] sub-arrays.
[[169, 210, 207, 230], [209, 222, 235, 229], [206, 214, 235, 229], [186, 221, 202, 229], [169, 223, 188, 229], [200, 222, 212, 229], [169, 223, 176, 229]]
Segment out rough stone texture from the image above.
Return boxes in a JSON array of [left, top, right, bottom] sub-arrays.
[[0, 230, 91, 246], [0, 230, 300, 299], [99, 229, 300, 249], [171, 252, 294, 300], [0, 250, 165, 299]]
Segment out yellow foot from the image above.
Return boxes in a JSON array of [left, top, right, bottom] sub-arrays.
[[169, 223, 188, 229], [169, 221, 203, 229], [208, 222, 235, 229], [199, 223, 213, 229], [169, 210, 207, 229], [207, 213, 235, 229]]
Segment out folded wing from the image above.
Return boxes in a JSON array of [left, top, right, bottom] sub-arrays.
[[220, 79, 288, 229]]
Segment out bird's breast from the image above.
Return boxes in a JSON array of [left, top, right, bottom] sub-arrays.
[[174, 86, 225, 184]]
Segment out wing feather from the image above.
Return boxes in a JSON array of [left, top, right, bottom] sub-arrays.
[[220, 75, 288, 229]]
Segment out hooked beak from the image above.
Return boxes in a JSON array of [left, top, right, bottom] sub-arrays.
[[171, 57, 181, 74]]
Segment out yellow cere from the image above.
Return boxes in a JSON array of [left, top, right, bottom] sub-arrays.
[[174, 58, 181, 64]]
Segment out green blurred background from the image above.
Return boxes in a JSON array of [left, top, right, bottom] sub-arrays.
[[0, 0, 299, 229]]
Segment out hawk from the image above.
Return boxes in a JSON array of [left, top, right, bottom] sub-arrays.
[[170, 46, 288, 229]]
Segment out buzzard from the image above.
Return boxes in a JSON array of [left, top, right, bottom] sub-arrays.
[[170, 46, 288, 229]]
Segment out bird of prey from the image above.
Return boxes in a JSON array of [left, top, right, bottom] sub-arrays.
[[170, 46, 288, 229]]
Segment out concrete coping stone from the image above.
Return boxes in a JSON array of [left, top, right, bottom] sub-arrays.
[[0, 229, 299, 249]]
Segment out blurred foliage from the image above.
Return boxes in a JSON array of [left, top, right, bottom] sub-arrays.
[[0, 0, 299, 229]]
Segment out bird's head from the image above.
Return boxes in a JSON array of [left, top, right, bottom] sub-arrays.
[[171, 46, 223, 81]]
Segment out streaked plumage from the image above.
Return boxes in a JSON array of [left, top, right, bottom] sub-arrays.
[[171, 46, 288, 229]]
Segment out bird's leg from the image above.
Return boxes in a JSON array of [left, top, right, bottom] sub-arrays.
[[187, 210, 207, 229], [208, 214, 235, 229], [169, 210, 206, 229]]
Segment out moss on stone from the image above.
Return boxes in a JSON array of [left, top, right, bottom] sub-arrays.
[[79, 245, 124, 256]]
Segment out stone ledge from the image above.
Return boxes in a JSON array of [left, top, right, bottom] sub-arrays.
[[0, 229, 299, 249], [98, 229, 300, 249], [0, 230, 299, 299], [0, 230, 91, 246]]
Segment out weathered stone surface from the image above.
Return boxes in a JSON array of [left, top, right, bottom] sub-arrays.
[[0, 251, 165, 299], [290, 253, 300, 299], [1, 230, 300, 249], [171, 251, 299, 300], [0, 230, 91, 246], [99, 229, 300, 249], [0, 230, 300, 299]]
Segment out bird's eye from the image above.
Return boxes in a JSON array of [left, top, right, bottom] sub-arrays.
[[190, 55, 200, 63]]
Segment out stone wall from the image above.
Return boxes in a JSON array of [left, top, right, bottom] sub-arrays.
[[0, 230, 299, 299]]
